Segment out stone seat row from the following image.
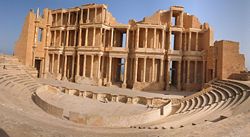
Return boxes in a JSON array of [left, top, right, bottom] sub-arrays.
[[132, 80, 250, 130]]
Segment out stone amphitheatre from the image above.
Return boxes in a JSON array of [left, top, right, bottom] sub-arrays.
[[0, 3, 250, 137]]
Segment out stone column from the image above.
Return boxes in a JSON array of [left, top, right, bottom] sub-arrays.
[[93, 27, 96, 46], [152, 58, 155, 82], [122, 58, 127, 88], [143, 57, 146, 82], [107, 56, 112, 86], [56, 54, 60, 74], [51, 54, 55, 74], [97, 55, 101, 79], [194, 61, 197, 83], [166, 59, 170, 90], [126, 28, 129, 48], [59, 30, 62, 47], [80, 9, 83, 24], [134, 57, 138, 83], [184, 32, 187, 51], [63, 55, 67, 80], [136, 28, 139, 48], [168, 31, 171, 50], [68, 12, 71, 25], [100, 28, 103, 47], [97, 55, 102, 86], [153, 28, 157, 48], [85, 28, 88, 46], [103, 29, 106, 47], [78, 28, 82, 47], [160, 58, 164, 82], [110, 28, 114, 47], [195, 32, 198, 51], [87, 9, 90, 23], [145, 28, 148, 48], [162, 29, 165, 49], [202, 60, 206, 84], [177, 61, 182, 90], [66, 30, 69, 47], [76, 53, 80, 77], [187, 60, 190, 84], [75, 11, 79, 25], [73, 30, 77, 47], [182, 60, 186, 84], [94, 8, 97, 23], [83, 54, 86, 78], [71, 55, 75, 80], [55, 14, 58, 26], [90, 55, 94, 78], [53, 31, 56, 47], [188, 31, 191, 51]]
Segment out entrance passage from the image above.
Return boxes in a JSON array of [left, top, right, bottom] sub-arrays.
[[34, 59, 41, 78]]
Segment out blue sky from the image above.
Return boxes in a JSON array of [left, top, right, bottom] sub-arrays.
[[0, 0, 249, 69]]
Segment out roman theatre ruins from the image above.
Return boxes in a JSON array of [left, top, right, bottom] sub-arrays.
[[0, 3, 250, 137]]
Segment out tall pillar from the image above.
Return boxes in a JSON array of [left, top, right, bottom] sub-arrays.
[[90, 55, 94, 78], [74, 30, 77, 46], [145, 28, 148, 48], [93, 27, 96, 46], [51, 54, 55, 74], [202, 60, 206, 84], [59, 30, 62, 47], [71, 55, 75, 80], [143, 57, 146, 82], [160, 58, 164, 82], [168, 31, 171, 50], [66, 30, 69, 47], [97, 55, 101, 79], [177, 61, 182, 90], [195, 32, 198, 51], [85, 28, 88, 46], [166, 59, 170, 90], [188, 31, 191, 51], [78, 28, 82, 47], [55, 14, 58, 26], [187, 60, 190, 84], [67, 12, 71, 25], [83, 54, 86, 78], [134, 57, 138, 83], [107, 56, 112, 86], [161, 29, 165, 49], [136, 28, 139, 49], [56, 54, 60, 74], [184, 32, 187, 51], [125, 28, 129, 48], [152, 58, 155, 82], [110, 28, 114, 47], [182, 60, 186, 84], [122, 58, 127, 88], [103, 29, 106, 47], [100, 28, 103, 47], [63, 55, 67, 80], [153, 28, 157, 48], [87, 9, 90, 23], [53, 31, 56, 47], [194, 61, 197, 83], [76, 53, 80, 77], [80, 9, 83, 24], [94, 8, 97, 23]]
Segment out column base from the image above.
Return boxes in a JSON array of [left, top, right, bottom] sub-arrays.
[[121, 83, 127, 89], [62, 76, 68, 81], [106, 82, 112, 87], [75, 75, 81, 83], [97, 79, 102, 86], [56, 74, 62, 80]]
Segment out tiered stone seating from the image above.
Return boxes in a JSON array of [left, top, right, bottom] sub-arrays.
[[133, 80, 250, 130]]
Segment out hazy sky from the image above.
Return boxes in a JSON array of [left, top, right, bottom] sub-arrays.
[[0, 0, 249, 69]]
